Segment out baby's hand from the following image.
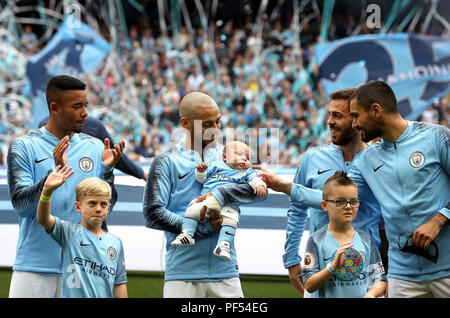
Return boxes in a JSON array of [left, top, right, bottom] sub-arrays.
[[196, 162, 208, 173], [254, 185, 267, 198]]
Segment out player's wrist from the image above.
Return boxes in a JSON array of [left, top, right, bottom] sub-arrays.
[[281, 180, 292, 195], [432, 212, 448, 228]]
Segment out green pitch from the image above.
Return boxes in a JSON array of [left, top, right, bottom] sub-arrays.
[[0, 267, 301, 298]]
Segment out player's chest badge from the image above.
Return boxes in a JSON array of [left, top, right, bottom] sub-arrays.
[[409, 152, 425, 168], [79, 157, 94, 173]]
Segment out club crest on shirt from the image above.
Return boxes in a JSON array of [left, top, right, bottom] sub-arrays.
[[409, 152, 425, 168], [79, 157, 94, 173], [107, 247, 117, 261], [303, 252, 316, 269]]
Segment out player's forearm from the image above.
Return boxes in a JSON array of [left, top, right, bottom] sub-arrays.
[[115, 153, 145, 180], [290, 183, 323, 209], [8, 170, 52, 217], [113, 284, 128, 298]]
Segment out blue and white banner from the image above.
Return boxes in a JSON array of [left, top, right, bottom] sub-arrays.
[[315, 33, 450, 120], [24, 16, 110, 128]]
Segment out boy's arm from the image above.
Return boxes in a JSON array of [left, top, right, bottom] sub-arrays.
[[304, 242, 353, 294], [36, 185, 56, 232], [113, 284, 128, 298]]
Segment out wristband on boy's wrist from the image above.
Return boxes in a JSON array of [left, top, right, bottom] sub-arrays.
[[40, 193, 51, 202], [326, 262, 336, 274]]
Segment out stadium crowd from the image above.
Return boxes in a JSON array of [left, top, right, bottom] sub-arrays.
[[0, 5, 449, 168]]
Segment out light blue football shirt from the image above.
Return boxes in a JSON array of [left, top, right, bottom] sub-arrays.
[[291, 121, 450, 282], [302, 226, 386, 298], [49, 217, 127, 298]]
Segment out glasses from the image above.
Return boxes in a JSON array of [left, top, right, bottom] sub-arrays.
[[325, 199, 360, 208]]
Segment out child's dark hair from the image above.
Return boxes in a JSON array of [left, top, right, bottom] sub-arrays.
[[322, 171, 357, 199]]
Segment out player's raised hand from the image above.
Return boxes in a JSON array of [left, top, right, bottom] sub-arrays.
[[53, 135, 70, 167], [44, 165, 74, 192], [102, 138, 125, 168]]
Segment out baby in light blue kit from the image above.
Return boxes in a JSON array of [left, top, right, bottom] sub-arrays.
[[171, 141, 267, 260]]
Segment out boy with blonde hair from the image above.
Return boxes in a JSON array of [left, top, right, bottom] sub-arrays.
[[37, 165, 127, 298]]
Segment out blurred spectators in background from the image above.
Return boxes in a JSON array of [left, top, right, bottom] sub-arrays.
[[0, 1, 448, 168]]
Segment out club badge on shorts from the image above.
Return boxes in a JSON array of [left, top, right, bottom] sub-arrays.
[[79, 157, 94, 173], [409, 152, 425, 168]]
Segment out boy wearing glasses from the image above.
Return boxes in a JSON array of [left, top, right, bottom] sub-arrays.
[[302, 171, 386, 298]]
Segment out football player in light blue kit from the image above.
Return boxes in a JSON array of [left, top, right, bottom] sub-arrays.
[[263, 81, 449, 298], [256, 88, 383, 295], [171, 140, 267, 261], [143, 92, 263, 298], [37, 167, 127, 297], [348, 81, 449, 297], [302, 171, 386, 298], [7, 75, 124, 298]]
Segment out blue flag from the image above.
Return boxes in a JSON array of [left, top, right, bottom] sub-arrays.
[[315, 33, 450, 120], [25, 16, 110, 128]]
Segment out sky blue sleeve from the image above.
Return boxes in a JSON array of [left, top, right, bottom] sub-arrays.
[[289, 155, 323, 210], [302, 236, 320, 284], [434, 125, 450, 219], [48, 216, 78, 247], [114, 240, 128, 285], [365, 231, 387, 288], [7, 138, 52, 217], [346, 158, 371, 200], [283, 156, 311, 268], [142, 154, 183, 233]]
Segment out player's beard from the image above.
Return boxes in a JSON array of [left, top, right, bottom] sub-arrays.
[[359, 126, 383, 143], [331, 124, 358, 146]]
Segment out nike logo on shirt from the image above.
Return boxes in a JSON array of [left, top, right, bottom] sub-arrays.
[[374, 164, 384, 172], [178, 172, 191, 179], [318, 169, 332, 175], [35, 158, 49, 164], [80, 242, 91, 247]]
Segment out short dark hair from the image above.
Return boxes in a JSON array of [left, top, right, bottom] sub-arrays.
[[46, 75, 86, 108], [322, 171, 357, 199], [350, 80, 398, 114], [328, 88, 356, 101]]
